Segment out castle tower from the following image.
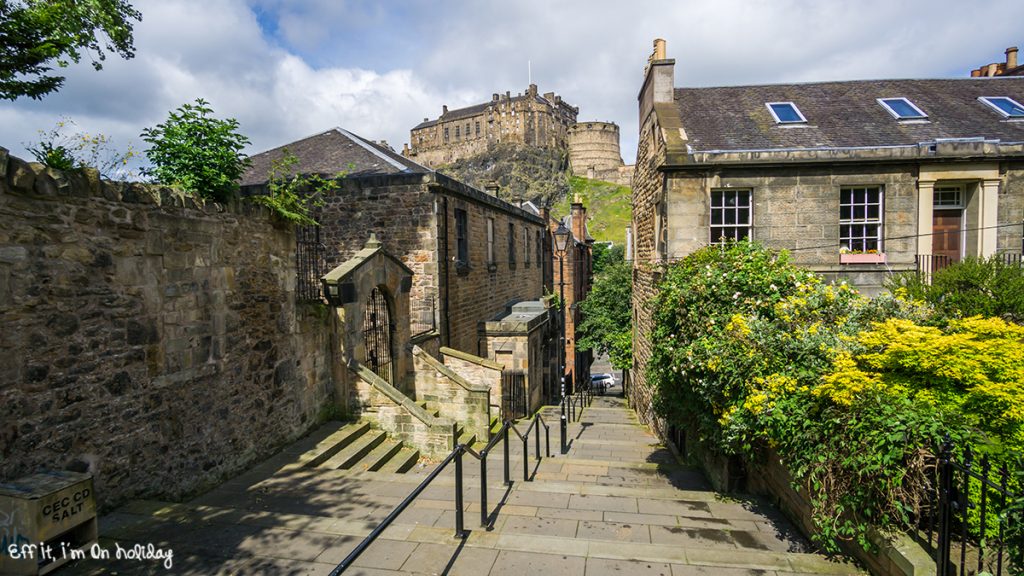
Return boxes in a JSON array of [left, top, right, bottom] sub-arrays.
[[567, 122, 624, 176]]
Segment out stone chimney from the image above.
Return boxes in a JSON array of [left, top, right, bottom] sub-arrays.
[[442, 105, 448, 115], [639, 38, 676, 125], [570, 194, 586, 241], [988, 63, 1000, 77], [971, 68, 982, 77], [493, 93, 499, 101], [484, 182, 500, 196], [528, 83, 538, 96], [1008, 46, 1019, 69]]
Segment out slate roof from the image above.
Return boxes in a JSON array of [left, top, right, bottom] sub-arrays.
[[240, 128, 429, 186], [675, 78, 1024, 153]]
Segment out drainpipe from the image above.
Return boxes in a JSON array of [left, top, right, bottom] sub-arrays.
[[441, 195, 451, 347]]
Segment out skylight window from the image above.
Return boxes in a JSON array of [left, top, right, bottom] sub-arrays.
[[979, 96, 1024, 118], [878, 97, 928, 120], [766, 102, 806, 124]]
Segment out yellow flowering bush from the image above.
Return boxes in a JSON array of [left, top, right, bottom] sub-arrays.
[[649, 241, 1022, 553]]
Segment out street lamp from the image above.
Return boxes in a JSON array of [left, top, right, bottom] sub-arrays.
[[553, 222, 570, 454]]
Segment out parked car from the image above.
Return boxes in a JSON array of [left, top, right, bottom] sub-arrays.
[[591, 373, 615, 394]]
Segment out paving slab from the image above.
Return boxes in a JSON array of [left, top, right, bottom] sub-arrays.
[[489, 549, 586, 576]]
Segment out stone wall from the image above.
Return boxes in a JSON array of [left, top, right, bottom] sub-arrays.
[[263, 172, 547, 358], [441, 347, 502, 414], [0, 150, 332, 510], [350, 362, 454, 458], [440, 189, 546, 354], [629, 98, 667, 429], [568, 122, 623, 175], [411, 346, 490, 440], [1000, 162, 1024, 253]]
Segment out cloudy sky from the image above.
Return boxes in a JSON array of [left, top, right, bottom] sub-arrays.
[[3, 0, 1023, 175]]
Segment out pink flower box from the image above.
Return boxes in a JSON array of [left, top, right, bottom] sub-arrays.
[[839, 252, 886, 264]]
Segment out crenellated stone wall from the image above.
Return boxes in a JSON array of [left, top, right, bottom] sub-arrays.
[[0, 149, 333, 510]]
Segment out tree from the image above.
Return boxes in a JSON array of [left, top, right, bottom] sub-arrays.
[[591, 242, 624, 276], [141, 99, 251, 202], [0, 0, 142, 100], [577, 260, 632, 370]]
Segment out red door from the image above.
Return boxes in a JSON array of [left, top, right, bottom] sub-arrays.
[[932, 210, 962, 264]]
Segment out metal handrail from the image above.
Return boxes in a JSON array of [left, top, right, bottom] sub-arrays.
[[332, 412, 551, 574]]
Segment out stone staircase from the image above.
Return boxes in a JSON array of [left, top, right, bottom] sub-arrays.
[[63, 396, 864, 575], [283, 420, 421, 474]]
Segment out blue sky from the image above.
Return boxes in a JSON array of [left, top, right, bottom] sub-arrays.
[[2, 0, 1023, 180]]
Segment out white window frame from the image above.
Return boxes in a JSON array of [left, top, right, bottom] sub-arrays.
[[766, 102, 807, 124], [978, 96, 1024, 118], [877, 97, 928, 120], [709, 189, 752, 244], [839, 186, 884, 253], [933, 184, 964, 208]]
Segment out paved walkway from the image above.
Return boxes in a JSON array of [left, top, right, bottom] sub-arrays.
[[64, 396, 862, 575]]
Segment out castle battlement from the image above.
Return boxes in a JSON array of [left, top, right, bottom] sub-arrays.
[[402, 84, 578, 168]]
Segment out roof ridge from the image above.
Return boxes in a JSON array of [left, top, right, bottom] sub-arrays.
[[676, 77, 1024, 91]]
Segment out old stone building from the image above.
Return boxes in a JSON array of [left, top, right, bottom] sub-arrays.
[[567, 121, 635, 186], [630, 39, 1024, 426], [403, 84, 578, 168], [242, 128, 557, 416]]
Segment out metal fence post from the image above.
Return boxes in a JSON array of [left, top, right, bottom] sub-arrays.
[[523, 433, 529, 482], [936, 439, 953, 576], [503, 425, 511, 486], [534, 415, 541, 461], [454, 448, 464, 538], [480, 450, 488, 528]]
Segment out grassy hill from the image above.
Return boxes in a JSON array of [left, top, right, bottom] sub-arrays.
[[553, 176, 632, 245]]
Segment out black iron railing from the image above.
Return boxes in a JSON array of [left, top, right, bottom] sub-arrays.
[[331, 413, 551, 574], [296, 225, 326, 302], [923, 439, 1020, 576]]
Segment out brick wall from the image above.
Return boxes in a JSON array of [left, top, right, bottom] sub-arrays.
[[0, 151, 332, 509]]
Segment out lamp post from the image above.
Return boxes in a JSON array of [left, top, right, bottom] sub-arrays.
[[553, 222, 570, 454]]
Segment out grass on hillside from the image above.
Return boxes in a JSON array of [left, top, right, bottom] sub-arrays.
[[553, 176, 632, 245]]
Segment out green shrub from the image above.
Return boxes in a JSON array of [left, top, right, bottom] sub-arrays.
[[886, 256, 1024, 323], [141, 98, 250, 202], [648, 241, 1021, 553]]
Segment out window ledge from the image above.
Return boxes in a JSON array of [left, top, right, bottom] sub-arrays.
[[840, 253, 886, 264]]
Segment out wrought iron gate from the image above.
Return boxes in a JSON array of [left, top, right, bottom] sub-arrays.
[[501, 370, 526, 421], [924, 440, 1019, 576], [362, 287, 394, 383], [296, 225, 326, 302]]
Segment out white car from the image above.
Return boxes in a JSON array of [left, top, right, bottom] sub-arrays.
[[591, 373, 615, 393]]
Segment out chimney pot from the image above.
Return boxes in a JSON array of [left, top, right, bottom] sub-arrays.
[[484, 181, 500, 195], [971, 68, 981, 77], [493, 93, 499, 101], [1007, 46, 1019, 69], [988, 63, 1000, 76], [654, 38, 667, 60]]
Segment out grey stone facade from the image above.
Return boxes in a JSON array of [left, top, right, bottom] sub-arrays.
[[0, 151, 332, 510]]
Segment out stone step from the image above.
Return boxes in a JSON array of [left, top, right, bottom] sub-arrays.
[[377, 446, 420, 474], [417, 400, 441, 418], [108, 501, 862, 575], [360, 438, 405, 472], [285, 420, 370, 469], [321, 429, 387, 470]]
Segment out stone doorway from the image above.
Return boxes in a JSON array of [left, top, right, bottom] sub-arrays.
[[362, 286, 394, 383]]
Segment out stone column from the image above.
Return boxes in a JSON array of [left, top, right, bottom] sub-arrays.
[[980, 179, 1000, 257], [916, 180, 935, 256]]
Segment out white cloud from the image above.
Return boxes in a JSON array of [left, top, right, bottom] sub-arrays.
[[3, 0, 1023, 174]]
